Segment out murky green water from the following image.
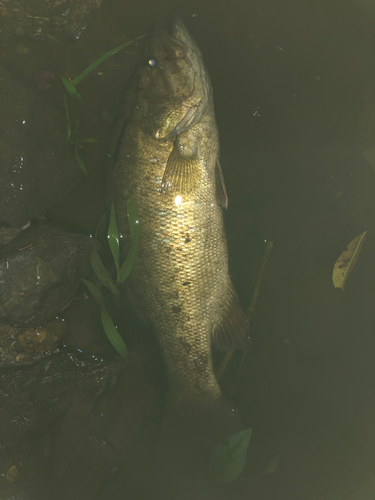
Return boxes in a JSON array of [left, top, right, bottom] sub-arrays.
[[1, 0, 375, 499]]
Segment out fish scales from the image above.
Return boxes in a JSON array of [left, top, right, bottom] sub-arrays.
[[109, 16, 249, 412]]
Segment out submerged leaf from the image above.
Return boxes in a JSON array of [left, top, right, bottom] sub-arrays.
[[102, 109, 117, 121], [101, 306, 128, 361], [60, 75, 83, 101], [237, 455, 281, 481], [80, 137, 98, 143], [91, 247, 114, 289], [108, 204, 120, 282], [62, 94, 71, 141], [119, 191, 142, 283], [332, 231, 367, 291], [46, 34, 63, 44], [119, 241, 138, 283], [210, 428, 253, 482], [71, 121, 79, 135], [81, 279, 105, 306], [109, 281, 121, 307], [72, 33, 150, 87], [125, 190, 141, 239], [261, 455, 280, 475], [74, 145, 88, 176]]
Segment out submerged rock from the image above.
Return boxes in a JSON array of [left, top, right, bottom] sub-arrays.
[[0, 318, 68, 367], [0, 64, 83, 227], [0, 0, 102, 42], [0, 351, 156, 499], [0, 221, 92, 327], [0, 221, 93, 366]]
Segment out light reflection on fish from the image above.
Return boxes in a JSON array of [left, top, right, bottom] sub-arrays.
[[109, 15, 249, 416]]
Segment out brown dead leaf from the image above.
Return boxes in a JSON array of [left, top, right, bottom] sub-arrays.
[[332, 231, 367, 291]]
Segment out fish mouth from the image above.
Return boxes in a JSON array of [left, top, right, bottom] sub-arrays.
[[154, 16, 208, 141], [156, 15, 189, 61], [170, 15, 190, 46]]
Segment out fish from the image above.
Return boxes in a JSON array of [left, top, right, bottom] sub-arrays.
[[108, 15, 249, 417]]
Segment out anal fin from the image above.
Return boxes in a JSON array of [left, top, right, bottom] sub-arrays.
[[212, 284, 250, 351]]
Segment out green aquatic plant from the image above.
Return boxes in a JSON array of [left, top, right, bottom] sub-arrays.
[[61, 33, 150, 101], [60, 32, 149, 174], [210, 428, 253, 482], [62, 94, 98, 176], [82, 192, 142, 361], [46, 34, 64, 45]]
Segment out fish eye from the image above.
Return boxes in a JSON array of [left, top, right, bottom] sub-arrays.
[[146, 58, 157, 69]]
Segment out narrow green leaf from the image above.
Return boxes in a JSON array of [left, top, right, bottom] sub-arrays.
[[119, 191, 142, 283], [125, 192, 141, 239], [109, 281, 121, 307], [62, 94, 71, 141], [90, 247, 114, 289], [210, 428, 253, 483], [108, 204, 120, 282], [80, 137, 99, 143], [60, 75, 83, 101], [101, 306, 128, 361], [72, 33, 150, 87], [81, 279, 105, 306], [72, 121, 79, 135], [47, 34, 63, 44], [119, 239, 138, 283], [74, 145, 88, 176]]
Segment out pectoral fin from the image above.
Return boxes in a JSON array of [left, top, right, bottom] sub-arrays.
[[212, 285, 250, 351], [162, 140, 201, 194], [215, 160, 228, 209]]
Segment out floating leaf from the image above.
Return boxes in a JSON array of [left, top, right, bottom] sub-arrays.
[[108, 204, 120, 282], [60, 75, 83, 101], [119, 191, 142, 283], [74, 145, 88, 176], [332, 231, 367, 291], [72, 33, 150, 87], [81, 279, 105, 306], [210, 428, 253, 482], [101, 306, 128, 361], [62, 94, 71, 141], [91, 247, 114, 289]]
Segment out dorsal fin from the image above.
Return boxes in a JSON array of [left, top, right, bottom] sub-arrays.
[[212, 284, 250, 351]]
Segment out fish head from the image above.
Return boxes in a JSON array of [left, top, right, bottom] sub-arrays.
[[129, 16, 211, 140]]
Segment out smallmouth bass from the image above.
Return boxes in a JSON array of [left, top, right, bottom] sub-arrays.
[[108, 16, 249, 414]]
